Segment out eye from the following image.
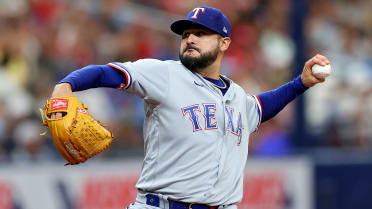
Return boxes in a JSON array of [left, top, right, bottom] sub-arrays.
[[195, 31, 205, 37], [182, 32, 190, 39]]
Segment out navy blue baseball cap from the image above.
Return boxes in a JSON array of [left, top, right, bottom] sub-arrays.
[[171, 6, 231, 38]]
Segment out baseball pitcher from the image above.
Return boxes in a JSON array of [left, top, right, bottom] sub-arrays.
[[45, 6, 330, 209]]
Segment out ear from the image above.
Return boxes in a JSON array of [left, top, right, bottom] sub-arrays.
[[219, 37, 231, 52]]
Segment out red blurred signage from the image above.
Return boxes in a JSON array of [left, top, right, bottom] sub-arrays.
[[78, 174, 139, 209], [0, 181, 12, 209], [76, 172, 286, 209], [238, 172, 285, 209]]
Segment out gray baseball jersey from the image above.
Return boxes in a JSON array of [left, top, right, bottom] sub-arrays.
[[108, 59, 262, 206]]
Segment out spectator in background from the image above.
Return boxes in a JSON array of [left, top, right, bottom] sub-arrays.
[[250, 119, 293, 156], [305, 0, 372, 147]]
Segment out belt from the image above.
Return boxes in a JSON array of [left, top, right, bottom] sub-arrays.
[[145, 194, 218, 209]]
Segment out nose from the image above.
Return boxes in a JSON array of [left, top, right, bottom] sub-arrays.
[[185, 33, 197, 45]]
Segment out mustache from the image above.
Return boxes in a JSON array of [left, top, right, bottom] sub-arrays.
[[184, 45, 200, 53]]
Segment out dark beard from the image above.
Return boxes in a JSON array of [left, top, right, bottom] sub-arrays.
[[179, 46, 219, 73]]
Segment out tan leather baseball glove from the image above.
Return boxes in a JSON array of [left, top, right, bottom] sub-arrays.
[[40, 96, 113, 165]]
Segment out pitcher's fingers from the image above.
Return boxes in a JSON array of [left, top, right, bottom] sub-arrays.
[[306, 57, 324, 67], [51, 112, 63, 119], [56, 112, 62, 119], [315, 54, 330, 65]]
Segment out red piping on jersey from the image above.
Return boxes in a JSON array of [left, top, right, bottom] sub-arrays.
[[254, 95, 263, 123], [106, 63, 130, 89]]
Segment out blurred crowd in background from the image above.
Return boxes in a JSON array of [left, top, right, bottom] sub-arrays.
[[0, 0, 371, 163]]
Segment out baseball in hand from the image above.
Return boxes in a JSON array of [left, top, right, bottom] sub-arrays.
[[312, 64, 331, 79]]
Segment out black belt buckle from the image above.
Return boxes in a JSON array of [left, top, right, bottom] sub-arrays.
[[169, 200, 212, 209]]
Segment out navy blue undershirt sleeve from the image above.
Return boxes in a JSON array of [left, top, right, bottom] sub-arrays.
[[257, 75, 308, 123], [58, 65, 126, 92]]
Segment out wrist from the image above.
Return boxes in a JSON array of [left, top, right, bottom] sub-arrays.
[[295, 75, 309, 95], [299, 74, 310, 89], [51, 83, 73, 98]]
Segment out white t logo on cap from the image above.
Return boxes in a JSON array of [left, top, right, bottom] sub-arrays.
[[191, 7, 206, 19]]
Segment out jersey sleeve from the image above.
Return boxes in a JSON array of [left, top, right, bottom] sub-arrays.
[[246, 94, 263, 133], [107, 59, 170, 104]]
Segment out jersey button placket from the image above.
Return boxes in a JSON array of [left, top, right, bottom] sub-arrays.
[[222, 100, 227, 136]]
